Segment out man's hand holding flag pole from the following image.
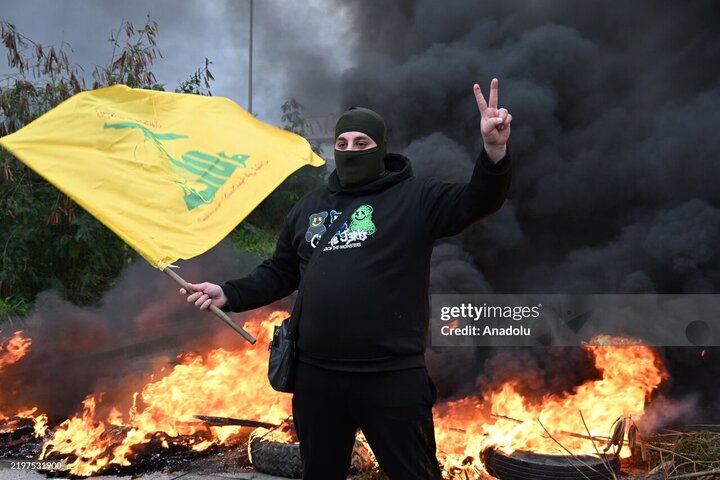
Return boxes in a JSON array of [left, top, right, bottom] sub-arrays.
[[0, 85, 325, 344]]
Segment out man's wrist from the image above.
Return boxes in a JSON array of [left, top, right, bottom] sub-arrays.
[[219, 284, 237, 312], [483, 144, 507, 163], [217, 294, 228, 309]]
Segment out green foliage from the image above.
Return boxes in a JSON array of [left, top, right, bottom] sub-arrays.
[[0, 294, 32, 321], [281, 98, 306, 135], [0, 16, 327, 318], [0, 163, 135, 305], [0, 17, 213, 312], [175, 58, 214, 96], [281, 97, 324, 156], [228, 222, 279, 258]]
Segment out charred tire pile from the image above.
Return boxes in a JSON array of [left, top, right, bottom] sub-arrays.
[[249, 427, 377, 478], [481, 447, 621, 480]]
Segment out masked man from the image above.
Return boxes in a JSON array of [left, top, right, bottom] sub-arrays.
[[182, 79, 512, 479]]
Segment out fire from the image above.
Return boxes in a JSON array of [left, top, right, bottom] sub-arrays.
[[434, 335, 666, 475], [40, 310, 292, 476], [5, 319, 668, 478], [0, 331, 47, 424], [0, 330, 32, 370], [33, 413, 49, 437], [40, 396, 115, 475]]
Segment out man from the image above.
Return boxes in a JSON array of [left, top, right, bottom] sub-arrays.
[[181, 79, 512, 479]]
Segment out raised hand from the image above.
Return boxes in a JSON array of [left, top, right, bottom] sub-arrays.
[[474, 78, 512, 162]]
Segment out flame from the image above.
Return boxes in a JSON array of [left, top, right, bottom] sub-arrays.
[[17, 316, 664, 478], [40, 311, 292, 476], [434, 335, 666, 475], [0, 331, 32, 370], [0, 331, 48, 425], [33, 413, 49, 438], [40, 395, 115, 475]]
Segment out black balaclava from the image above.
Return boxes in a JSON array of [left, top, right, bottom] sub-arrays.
[[334, 107, 387, 187]]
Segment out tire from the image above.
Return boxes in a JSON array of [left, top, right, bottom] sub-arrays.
[[481, 446, 621, 480], [248, 427, 379, 479], [249, 428, 303, 478]]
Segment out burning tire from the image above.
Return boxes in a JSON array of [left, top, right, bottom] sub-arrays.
[[481, 446, 621, 480], [248, 427, 378, 479]]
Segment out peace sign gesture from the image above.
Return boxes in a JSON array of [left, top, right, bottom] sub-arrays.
[[474, 78, 512, 162]]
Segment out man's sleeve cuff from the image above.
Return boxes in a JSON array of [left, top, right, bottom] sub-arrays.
[[479, 148, 511, 175], [220, 283, 241, 312]]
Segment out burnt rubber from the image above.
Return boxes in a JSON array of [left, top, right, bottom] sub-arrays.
[[481, 446, 621, 480]]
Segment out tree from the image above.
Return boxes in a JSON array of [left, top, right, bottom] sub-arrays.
[[281, 98, 306, 135], [0, 16, 322, 320], [0, 17, 212, 318]]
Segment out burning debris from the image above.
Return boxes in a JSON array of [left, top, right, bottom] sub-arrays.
[[0, 417, 38, 450], [0, 316, 713, 479], [0, 331, 32, 371], [193, 415, 279, 430], [482, 447, 620, 480], [32, 311, 292, 476], [0, 331, 48, 451], [0, 332, 51, 467], [433, 335, 665, 477]]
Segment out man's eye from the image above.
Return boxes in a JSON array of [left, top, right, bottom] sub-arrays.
[[336, 143, 346, 149], [357, 142, 366, 148]]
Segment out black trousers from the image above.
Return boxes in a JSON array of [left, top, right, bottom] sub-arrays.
[[292, 361, 443, 480]]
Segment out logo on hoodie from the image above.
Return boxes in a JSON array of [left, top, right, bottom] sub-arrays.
[[305, 211, 328, 242], [305, 204, 377, 251]]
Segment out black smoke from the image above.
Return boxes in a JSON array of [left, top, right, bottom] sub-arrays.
[[338, 0, 720, 295], [0, 242, 286, 422], [334, 0, 720, 422]]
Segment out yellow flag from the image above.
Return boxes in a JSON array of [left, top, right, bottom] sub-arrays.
[[0, 85, 325, 269]]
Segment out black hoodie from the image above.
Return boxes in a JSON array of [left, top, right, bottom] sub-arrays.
[[222, 150, 511, 371]]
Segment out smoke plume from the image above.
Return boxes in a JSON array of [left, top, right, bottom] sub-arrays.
[[333, 0, 720, 423], [0, 242, 286, 421]]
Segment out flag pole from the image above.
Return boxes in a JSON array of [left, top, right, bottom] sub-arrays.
[[164, 268, 257, 345]]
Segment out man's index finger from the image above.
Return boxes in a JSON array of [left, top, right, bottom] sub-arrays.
[[474, 83, 488, 113]]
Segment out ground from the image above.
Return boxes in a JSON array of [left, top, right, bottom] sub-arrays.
[[0, 459, 291, 480]]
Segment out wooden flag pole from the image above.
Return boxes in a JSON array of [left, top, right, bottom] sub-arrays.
[[164, 268, 257, 345]]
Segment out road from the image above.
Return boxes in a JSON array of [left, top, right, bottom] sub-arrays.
[[0, 459, 289, 480]]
